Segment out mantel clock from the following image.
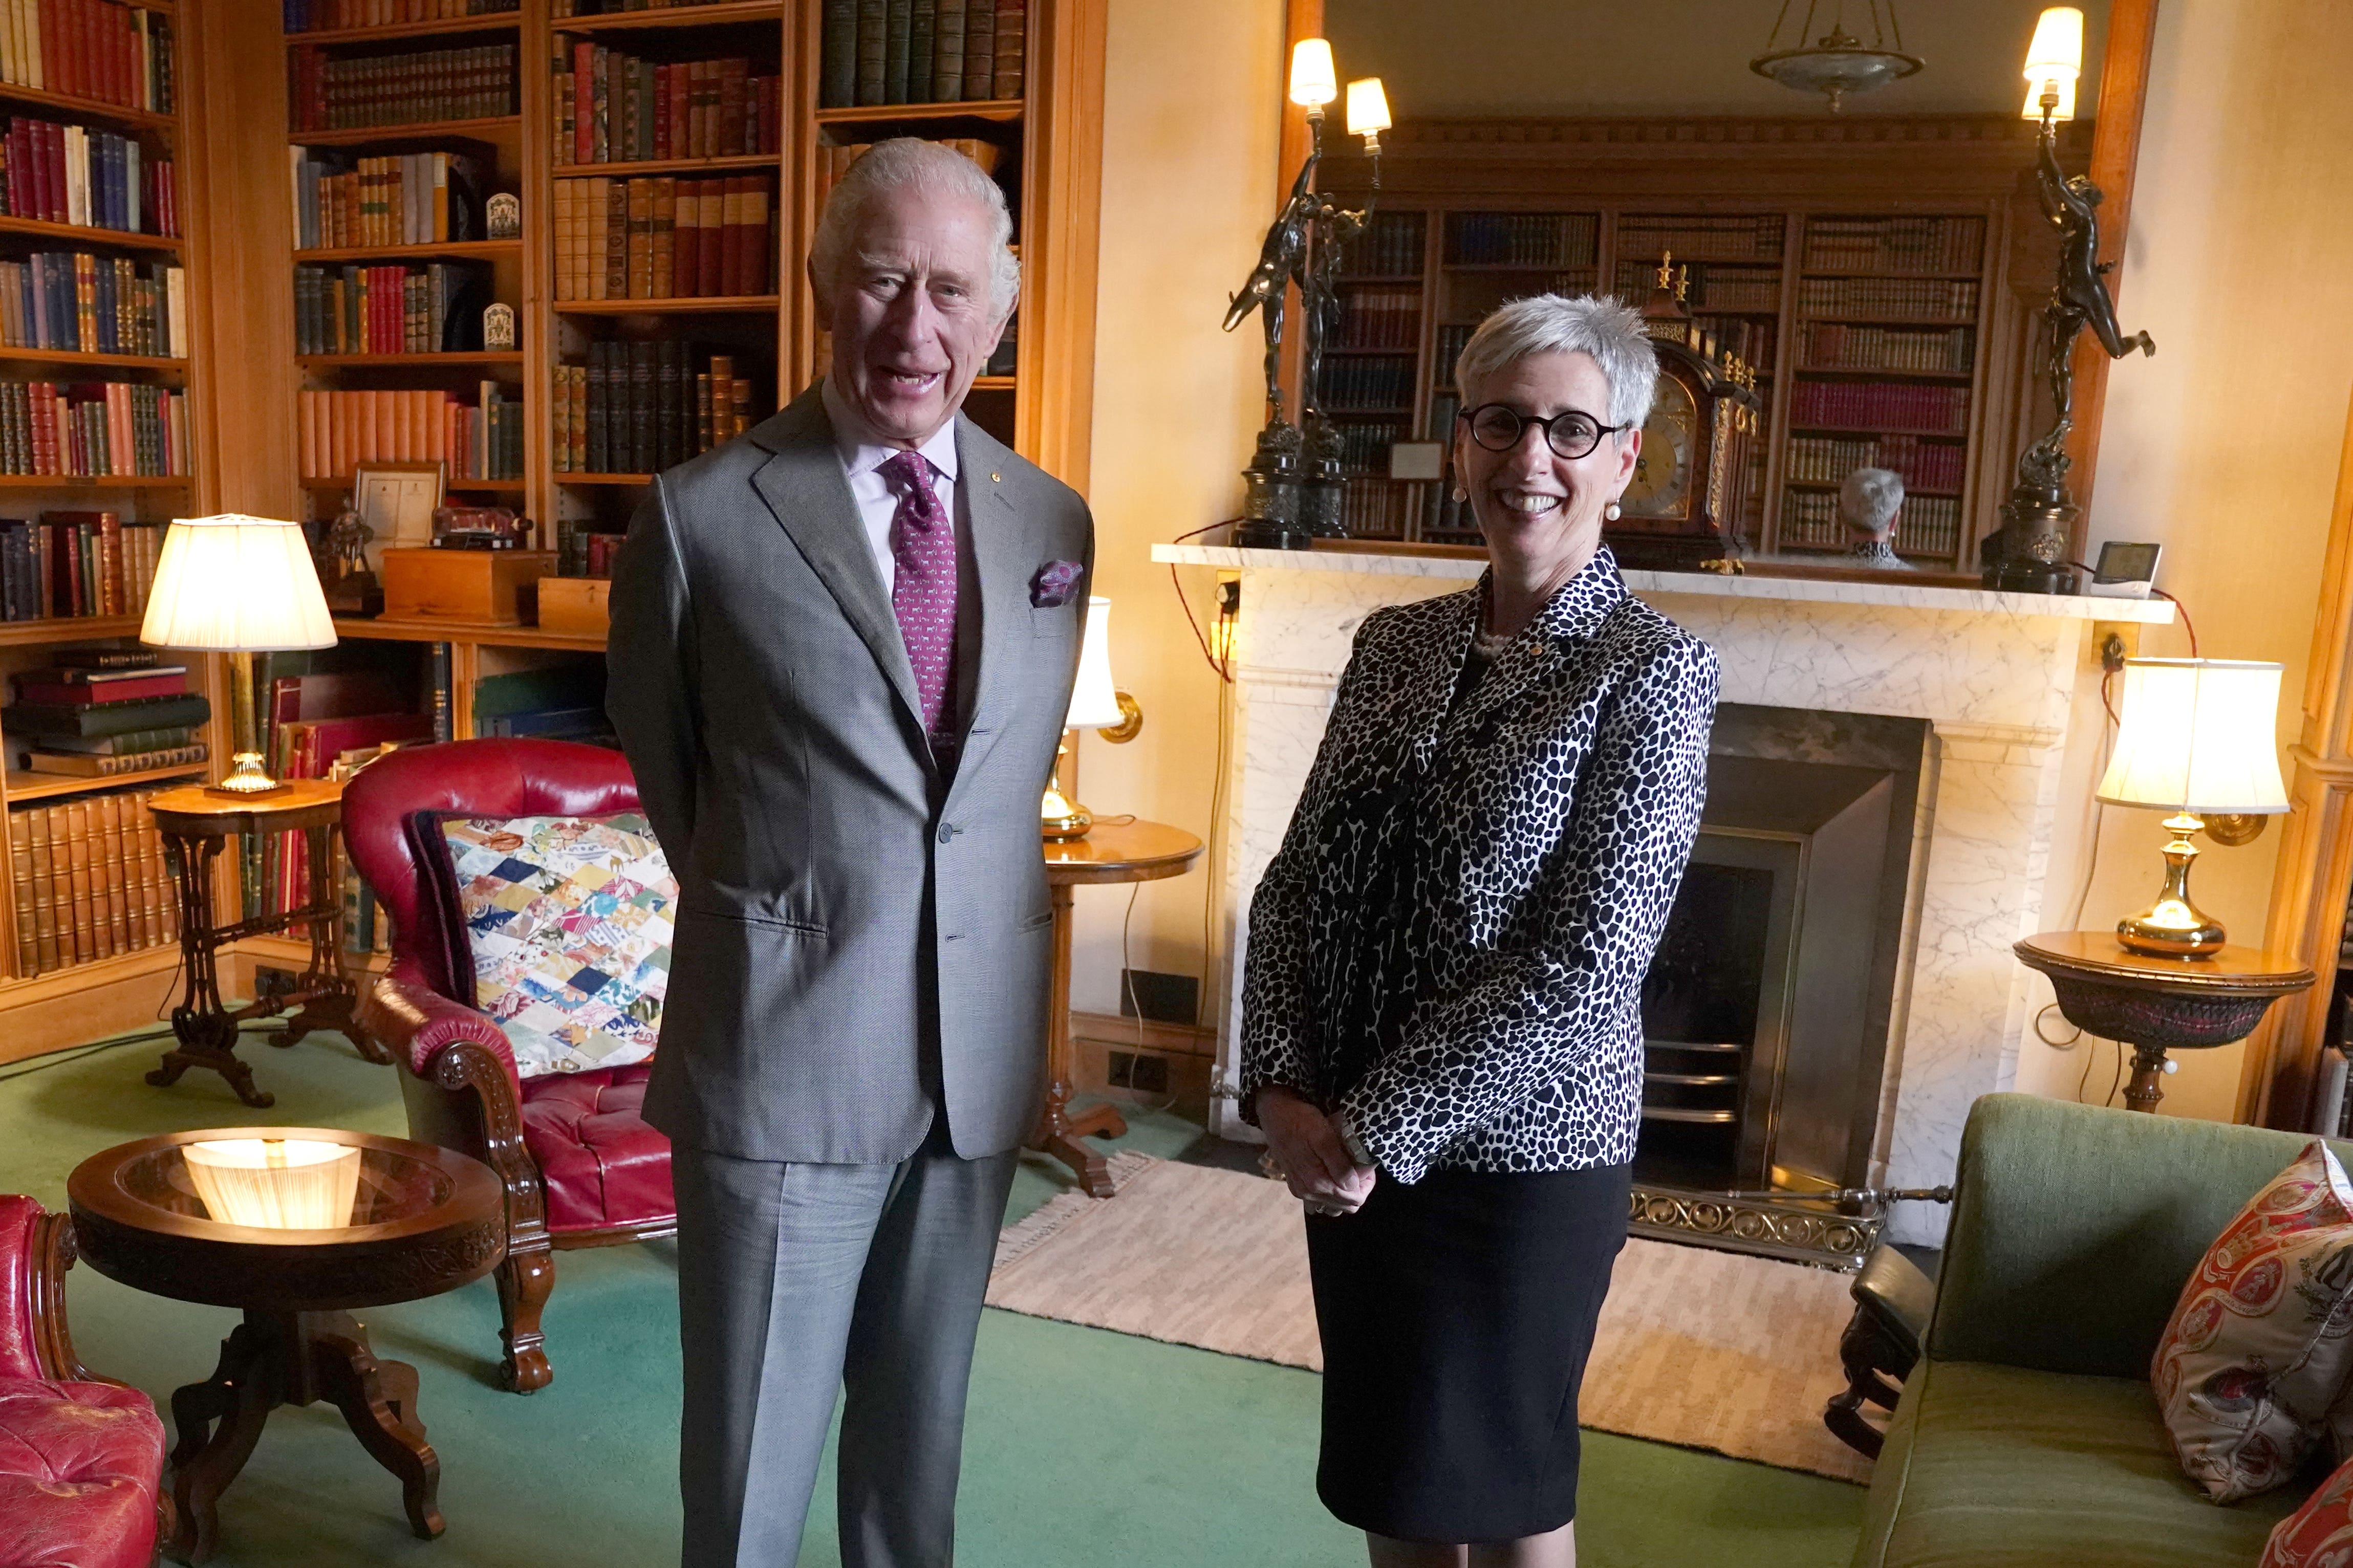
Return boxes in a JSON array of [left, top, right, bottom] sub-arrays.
[[1611, 256, 1765, 571]]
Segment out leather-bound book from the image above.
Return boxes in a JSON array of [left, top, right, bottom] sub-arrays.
[[909, 0, 934, 103], [717, 57, 746, 157], [650, 176, 675, 299], [696, 180, 724, 296], [63, 797, 92, 967], [603, 175, 628, 299], [9, 805, 34, 977], [27, 804, 58, 974], [673, 178, 702, 299], [821, 0, 855, 107], [961, 0, 991, 106], [932, 0, 965, 101], [992, 0, 1024, 98], [628, 340, 655, 474], [742, 176, 770, 294], [655, 338, 682, 471], [855, 0, 886, 105], [586, 341, 610, 473], [718, 176, 745, 296], [625, 177, 652, 298]]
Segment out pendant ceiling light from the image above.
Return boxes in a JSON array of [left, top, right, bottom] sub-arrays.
[[1750, 0, 1924, 113]]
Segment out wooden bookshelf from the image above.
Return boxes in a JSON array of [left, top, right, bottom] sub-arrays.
[[0, 1, 220, 1047]]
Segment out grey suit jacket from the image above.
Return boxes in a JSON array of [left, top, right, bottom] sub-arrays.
[[605, 385, 1092, 1164]]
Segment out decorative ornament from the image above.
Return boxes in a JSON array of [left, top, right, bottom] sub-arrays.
[[482, 301, 516, 352], [1750, 2, 1923, 113], [485, 192, 522, 240]]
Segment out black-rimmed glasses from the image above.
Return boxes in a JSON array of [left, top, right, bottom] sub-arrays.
[[1458, 403, 1626, 461]]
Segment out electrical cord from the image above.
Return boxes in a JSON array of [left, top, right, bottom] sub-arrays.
[[1167, 522, 1238, 682]]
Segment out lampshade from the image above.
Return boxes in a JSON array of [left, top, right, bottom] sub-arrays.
[[1345, 77, 1391, 137], [2096, 659, 2291, 815], [139, 514, 337, 652], [2021, 6, 2084, 120], [1288, 38, 1337, 108], [182, 1138, 362, 1229], [1065, 596, 1125, 730]]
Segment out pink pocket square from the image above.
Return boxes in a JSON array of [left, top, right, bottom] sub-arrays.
[[1030, 560, 1084, 607]]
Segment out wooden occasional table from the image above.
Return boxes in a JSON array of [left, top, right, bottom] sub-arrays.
[[68, 1127, 505, 1564], [1035, 820, 1205, 1196], [2015, 931, 2317, 1114], [144, 778, 387, 1108]]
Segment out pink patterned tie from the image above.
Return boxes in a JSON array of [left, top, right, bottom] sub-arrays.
[[880, 449, 958, 757]]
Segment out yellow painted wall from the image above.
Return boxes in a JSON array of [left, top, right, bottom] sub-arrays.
[[2012, 0, 2353, 1119], [1066, 0, 1287, 1025]]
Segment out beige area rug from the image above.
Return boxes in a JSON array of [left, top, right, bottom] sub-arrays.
[[988, 1155, 1872, 1484]]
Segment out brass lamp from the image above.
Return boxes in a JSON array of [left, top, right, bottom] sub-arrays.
[[2097, 659, 2291, 957], [1042, 596, 1141, 839], [139, 514, 338, 796]]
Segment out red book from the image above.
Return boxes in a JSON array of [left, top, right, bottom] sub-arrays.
[[695, 180, 722, 297], [14, 672, 186, 706], [573, 43, 594, 164], [673, 179, 700, 300]]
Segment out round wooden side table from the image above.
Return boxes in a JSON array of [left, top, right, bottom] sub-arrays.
[[1036, 820, 1204, 1196], [2014, 931, 2317, 1114], [68, 1127, 505, 1564]]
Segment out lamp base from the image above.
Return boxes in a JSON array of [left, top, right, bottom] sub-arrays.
[[205, 751, 291, 799], [2116, 813, 2226, 959], [1041, 783, 1092, 841]]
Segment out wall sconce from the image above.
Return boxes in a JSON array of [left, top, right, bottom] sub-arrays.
[[183, 1138, 362, 1229], [2021, 6, 2084, 121], [1345, 76, 1391, 158], [1042, 596, 1142, 840], [1287, 38, 1337, 110]]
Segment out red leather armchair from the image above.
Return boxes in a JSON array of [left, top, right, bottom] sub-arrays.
[[0, 1194, 167, 1568], [344, 737, 676, 1393]]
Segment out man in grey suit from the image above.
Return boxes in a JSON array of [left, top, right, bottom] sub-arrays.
[[605, 137, 1092, 1567]]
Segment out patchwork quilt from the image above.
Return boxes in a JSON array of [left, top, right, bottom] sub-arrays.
[[439, 813, 675, 1077]]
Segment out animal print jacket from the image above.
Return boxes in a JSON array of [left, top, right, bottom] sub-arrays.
[[1239, 547, 1718, 1184]]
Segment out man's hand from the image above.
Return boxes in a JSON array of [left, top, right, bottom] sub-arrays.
[[1256, 1086, 1377, 1215]]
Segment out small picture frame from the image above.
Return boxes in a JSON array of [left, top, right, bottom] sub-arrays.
[[482, 301, 516, 352], [1388, 441, 1445, 482], [353, 461, 446, 572], [485, 192, 522, 241]]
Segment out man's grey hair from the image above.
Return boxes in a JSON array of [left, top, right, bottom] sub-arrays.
[[1839, 466, 1907, 534], [1453, 294, 1659, 432], [810, 137, 1020, 319]]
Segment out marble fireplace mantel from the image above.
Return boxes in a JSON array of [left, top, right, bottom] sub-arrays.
[[1157, 543, 2174, 1245]]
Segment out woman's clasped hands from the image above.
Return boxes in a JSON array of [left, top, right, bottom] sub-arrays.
[[1255, 1085, 1377, 1216]]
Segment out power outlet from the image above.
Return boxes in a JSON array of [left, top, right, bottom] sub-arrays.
[[253, 965, 298, 1001], [2091, 620, 2141, 672], [1106, 1049, 1171, 1095]]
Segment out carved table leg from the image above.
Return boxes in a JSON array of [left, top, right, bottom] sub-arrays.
[[2123, 1042, 2172, 1114], [1029, 882, 1129, 1199], [147, 831, 276, 1109], [303, 1313, 443, 1540], [165, 1320, 278, 1565]]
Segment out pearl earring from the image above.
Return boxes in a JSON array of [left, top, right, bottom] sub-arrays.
[[1451, 486, 1467, 503], [1604, 500, 1622, 522]]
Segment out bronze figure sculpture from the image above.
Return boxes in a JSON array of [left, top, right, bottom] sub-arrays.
[[1224, 149, 1321, 429]]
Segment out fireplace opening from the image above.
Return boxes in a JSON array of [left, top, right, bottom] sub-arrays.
[[1630, 704, 1929, 1255]]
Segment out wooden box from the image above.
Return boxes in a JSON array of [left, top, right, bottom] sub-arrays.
[[536, 576, 611, 637], [381, 548, 556, 625]]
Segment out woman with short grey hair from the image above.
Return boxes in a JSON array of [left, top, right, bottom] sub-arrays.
[[1242, 293, 1719, 1568]]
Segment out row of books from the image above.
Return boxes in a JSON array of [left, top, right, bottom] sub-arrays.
[[1780, 489, 1962, 558], [1802, 323, 1973, 375], [1433, 325, 1471, 391], [285, 0, 517, 34], [551, 44, 779, 166], [554, 521, 620, 578], [0, 512, 157, 620], [1797, 276, 1979, 322], [1335, 481, 1410, 541], [1693, 314, 1775, 374], [819, 0, 1028, 110], [1341, 212, 1423, 280], [552, 343, 749, 475], [1788, 379, 1969, 437], [6, 785, 188, 981], [1335, 286, 1420, 351], [551, 174, 773, 301], [295, 385, 526, 479], [1803, 216, 1985, 277], [1420, 479, 1480, 545], [287, 42, 517, 133], [1324, 355, 1414, 413], [289, 149, 488, 250], [0, 381, 188, 478], [0, 0, 175, 114], [1658, 264, 1781, 314], [1784, 433, 1967, 493], [1443, 212, 1598, 269], [292, 262, 494, 356], [1332, 420, 1399, 477], [813, 136, 998, 216], [2, 117, 177, 236], [1622, 214, 1785, 263], [0, 253, 184, 358]]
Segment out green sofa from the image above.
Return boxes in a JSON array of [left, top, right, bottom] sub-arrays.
[[1853, 1093, 2341, 1567]]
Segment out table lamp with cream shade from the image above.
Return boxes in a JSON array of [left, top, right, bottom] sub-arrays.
[[2098, 658, 2291, 957], [1042, 595, 1141, 840], [138, 514, 337, 797]]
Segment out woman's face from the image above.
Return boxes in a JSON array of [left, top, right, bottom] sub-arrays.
[[1454, 350, 1639, 570]]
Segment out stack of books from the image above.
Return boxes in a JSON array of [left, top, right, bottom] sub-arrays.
[[552, 174, 773, 300], [818, 0, 1027, 108], [290, 149, 485, 250], [551, 46, 779, 166], [4, 651, 210, 779], [552, 343, 748, 475], [293, 261, 492, 355], [288, 42, 518, 133], [6, 781, 183, 978], [471, 664, 611, 742], [1, 117, 178, 236], [0, 2, 176, 115], [0, 512, 163, 619], [0, 252, 186, 357], [295, 383, 524, 480]]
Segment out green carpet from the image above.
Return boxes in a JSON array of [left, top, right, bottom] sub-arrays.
[[0, 1027, 1865, 1567]]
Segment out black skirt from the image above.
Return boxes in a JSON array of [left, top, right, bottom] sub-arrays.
[[1305, 1162, 1631, 1544]]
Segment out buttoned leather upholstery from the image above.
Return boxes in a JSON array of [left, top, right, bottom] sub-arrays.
[[0, 1380, 163, 1568], [0, 1199, 42, 1383], [521, 1064, 675, 1231]]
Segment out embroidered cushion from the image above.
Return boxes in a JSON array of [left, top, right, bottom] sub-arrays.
[[2263, 1451, 2353, 1567], [2152, 1139, 2353, 1502], [438, 813, 675, 1078]]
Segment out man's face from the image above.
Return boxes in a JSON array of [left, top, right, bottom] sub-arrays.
[[814, 184, 1012, 447]]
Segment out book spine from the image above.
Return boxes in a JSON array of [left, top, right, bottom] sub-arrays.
[[821, 0, 855, 108]]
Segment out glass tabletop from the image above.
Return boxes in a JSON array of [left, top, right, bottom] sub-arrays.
[[113, 1137, 457, 1232]]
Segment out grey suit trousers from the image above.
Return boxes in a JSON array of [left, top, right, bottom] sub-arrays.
[[675, 1121, 1018, 1568]]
